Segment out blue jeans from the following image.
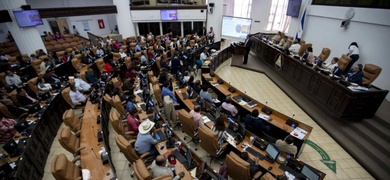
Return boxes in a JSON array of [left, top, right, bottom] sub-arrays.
[[148, 146, 159, 157]]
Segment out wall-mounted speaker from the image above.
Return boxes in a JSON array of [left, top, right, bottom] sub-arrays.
[[21, 5, 31, 10], [209, 3, 215, 7]]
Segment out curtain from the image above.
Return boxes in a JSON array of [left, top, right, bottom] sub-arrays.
[[266, 0, 291, 32]]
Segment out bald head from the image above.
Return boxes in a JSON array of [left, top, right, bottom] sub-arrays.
[[156, 155, 166, 166]]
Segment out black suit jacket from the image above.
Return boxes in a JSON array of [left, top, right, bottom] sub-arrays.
[[245, 38, 252, 50], [17, 95, 34, 106]]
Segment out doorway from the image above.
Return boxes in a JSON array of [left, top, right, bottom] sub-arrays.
[[48, 19, 69, 35]]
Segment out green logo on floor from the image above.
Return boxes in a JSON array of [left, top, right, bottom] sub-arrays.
[[305, 139, 337, 173]]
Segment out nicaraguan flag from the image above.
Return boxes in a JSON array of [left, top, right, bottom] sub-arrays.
[[296, 9, 307, 39]]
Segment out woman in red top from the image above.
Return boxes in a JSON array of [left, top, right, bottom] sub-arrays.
[[104, 62, 113, 75], [126, 109, 142, 134]]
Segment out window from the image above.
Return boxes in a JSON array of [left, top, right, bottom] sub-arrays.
[[162, 22, 181, 36], [183, 22, 192, 36], [138, 22, 160, 37], [266, 0, 291, 32], [193, 21, 204, 36], [234, 0, 252, 18]]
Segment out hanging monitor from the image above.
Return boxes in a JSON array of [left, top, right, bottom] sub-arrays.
[[286, 0, 302, 18], [0, 10, 12, 23], [221, 16, 252, 41], [13, 10, 43, 28], [161, 10, 178, 21]]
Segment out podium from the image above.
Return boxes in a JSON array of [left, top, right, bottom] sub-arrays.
[[229, 43, 246, 64]]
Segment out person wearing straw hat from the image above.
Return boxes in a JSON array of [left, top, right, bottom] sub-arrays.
[[135, 119, 159, 157]]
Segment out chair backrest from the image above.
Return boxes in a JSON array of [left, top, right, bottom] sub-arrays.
[[9, 90, 21, 106], [0, 102, 17, 119], [61, 87, 74, 107], [28, 77, 39, 95], [124, 57, 132, 69], [57, 126, 80, 154], [153, 84, 163, 105], [104, 94, 115, 107], [150, 76, 158, 86], [156, 56, 161, 70], [198, 125, 219, 156], [113, 95, 126, 115], [298, 43, 312, 56], [337, 54, 352, 72], [62, 109, 81, 131], [318, 48, 331, 62], [178, 109, 196, 138], [51, 153, 81, 180], [261, 172, 277, 180], [133, 159, 152, 180], [112, 78, 123, 94], [71, 58, 81, 72], [80, 71, 87, 82], [0, 72, 7, 86], [115, 135, 139, 163], [95, 58, 105, 72], [31, 59, 43, 73], [225, 152, 251, 180], [113, 53, 121, 62], [110, 110, 126, 135], [362, 64, 382, 86]]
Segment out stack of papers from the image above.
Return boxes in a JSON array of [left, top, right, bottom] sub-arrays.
[[258, 114, 269, 120], [211, 83, 219, 87], [290, 127, 308, 140], [348, 86, 368, 91]]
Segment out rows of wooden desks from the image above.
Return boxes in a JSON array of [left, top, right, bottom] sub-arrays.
[[173, 73, 326, 179]]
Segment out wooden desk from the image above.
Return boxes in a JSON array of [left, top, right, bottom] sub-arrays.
[[80, 101, 115, 180], [251, 35, 388, 119]]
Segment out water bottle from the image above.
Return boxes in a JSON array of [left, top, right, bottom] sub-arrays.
[[291, 123, 296, 132]]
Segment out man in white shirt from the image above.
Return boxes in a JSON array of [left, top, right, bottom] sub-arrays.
[[200, 49, 208, 63], [189, 105, 203, 129], [323, 57, 339, 73], [74, 73, 91, 92], [221, 96, 238, 117], [119, 49, 127, 58], [5, 70, 22, 86], [69, 85, 86, 105], [289, 39, 301, 54]]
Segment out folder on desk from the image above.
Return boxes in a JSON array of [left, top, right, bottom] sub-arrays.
[[290, 127, 308, 140]]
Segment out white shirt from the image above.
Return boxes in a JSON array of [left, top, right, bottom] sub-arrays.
[[200, 52, 207, 61], [69, 90, 86, 105], [324, 63, 338, 72], [74, 78, 91, 91], [97, 49, 104, 57], [119, 52, 127, 58], [5, 74, 22, 86], [289, 44, 301, 54], [348, 45, 359, 56]]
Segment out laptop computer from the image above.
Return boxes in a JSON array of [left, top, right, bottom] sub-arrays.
[[28, 103, 42, 114]]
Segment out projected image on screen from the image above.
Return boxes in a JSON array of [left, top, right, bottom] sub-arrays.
[[222, 16, 252, 41], [161, 10, 178, 21], [13, 10, 43, 28]]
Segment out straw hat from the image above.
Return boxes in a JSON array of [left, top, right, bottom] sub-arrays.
[[139, 120, 155, 134]]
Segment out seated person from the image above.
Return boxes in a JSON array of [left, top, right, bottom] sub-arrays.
[[104, 62, 113, 76], [44, 68, 61, 84], [134, 120, 159, 157], [0, 117, 16, 143], [161, 81, 177, 104], [158, 69, 168, 85], [313, 57, 323, 67], [96, 46, 105, 58], [271, 31, 282, 43], [240, 152, 261, 178], [37, 77, 52, 92], [301, 47, 315, 63], [189, 105, 203, 129], [122, 76, 134, 92], [193, 80, 202, 95], [244, 109, 271, 135], [5, 70, 22, 86], [221, 96, 238, 117], [344, 64, 363, 85], [275, 135, 298, 156], [0, 98, 28, 117], [119, 49, 127, 58], [85, 68, 99, 84], [150, 155, 185, 180], [188, 76, 195, 88], [17, 88, 38, 107], [81, 50, 95, 64], [289, 38, 301, 54], [140, 52, 148, 65], [125, 94, 139, 113], [74, 73, 92, 92], [199, 85, 215, 106], [323, 57, 339, 72], [183, 71, 190, 83], [126, 108, 142, 135], [211, 117, 228, 153], [160, 58, 171, 70], [69, 84, 86, 105], [278, 36, 288, 47]]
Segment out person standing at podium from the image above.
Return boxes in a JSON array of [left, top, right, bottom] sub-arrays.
[[243, 35, 252, 64]]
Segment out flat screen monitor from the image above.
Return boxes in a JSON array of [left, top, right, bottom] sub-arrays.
[[265, 143, 280, 161], [14, 119, 29, 133], [161, 10, 178, 21], [13, 10, 43, 28], [287, 0, 302, 18], [301, 165, 320, 180], [2, 139, 18, 156], [221, 16, 252, 41]]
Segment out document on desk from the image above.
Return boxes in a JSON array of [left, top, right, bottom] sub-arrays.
[[202, 116, 211, 123], [213, 99, 221, 103], [211, 83, 219, 87], [290, 127, 308, 140]]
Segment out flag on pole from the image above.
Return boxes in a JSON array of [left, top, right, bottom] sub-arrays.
[[295, 8, 307, 39]]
